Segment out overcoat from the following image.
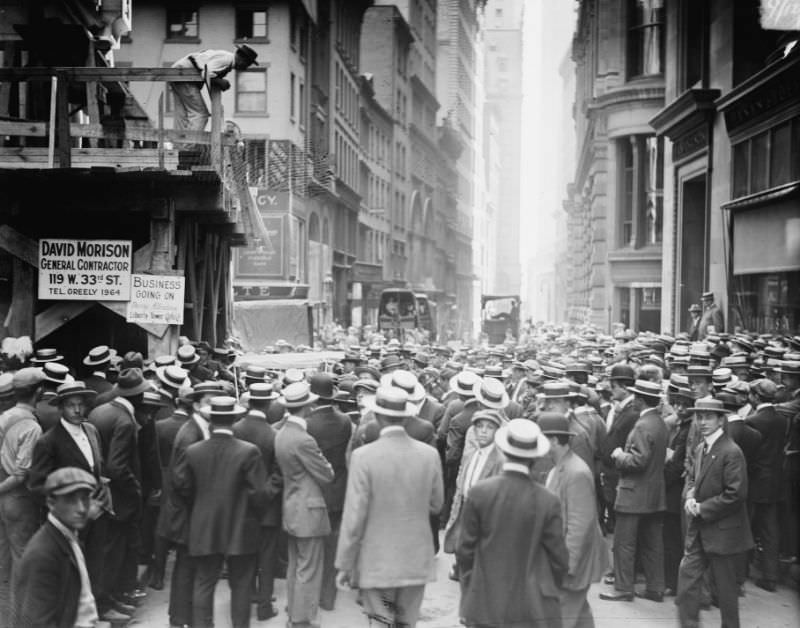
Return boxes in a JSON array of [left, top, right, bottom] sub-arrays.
[[306, 404, 353, 514], [456, 470, 569, 627], [545, 450, 608, 591], [161, 415, 206, 543], [275, 418, 335, 538], [684, 434, 754, 555], [613, 407, 668, 514], [335, 427, 443, 588], [745, 404, 787, 503], [417, 396, 445, 430]]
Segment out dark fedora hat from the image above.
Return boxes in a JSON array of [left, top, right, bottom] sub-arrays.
[[537, 411, 575, 437], [235, 44, 259, 66], [49, 381, 97, 406], [608, 364, 636, 382], [379, 354, 404, 372], [111, 368, 152, 398]]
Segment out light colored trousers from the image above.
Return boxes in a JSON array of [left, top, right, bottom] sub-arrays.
[[286, 535, 324, 627], [171, 83, 209, 133]]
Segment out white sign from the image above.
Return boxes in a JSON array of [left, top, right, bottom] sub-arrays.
[[761, 0, 800, 30], [126, 274, 185, 325], [38, 239, 132, 301]]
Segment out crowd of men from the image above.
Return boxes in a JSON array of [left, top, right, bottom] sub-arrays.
[[0, 320, 797, 628]]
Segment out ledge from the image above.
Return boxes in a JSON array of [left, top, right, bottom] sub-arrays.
[[720, 181, 800, 212], [650, 88, 721, 138]]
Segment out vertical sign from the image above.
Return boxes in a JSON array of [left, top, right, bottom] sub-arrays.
[[126, 274, 185, 325], [38, 239, 132, 301]]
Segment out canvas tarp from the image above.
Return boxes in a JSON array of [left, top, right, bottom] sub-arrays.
[[232, 299, 311, 353]]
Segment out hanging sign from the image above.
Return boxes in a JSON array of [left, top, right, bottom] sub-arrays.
[[126, 274, 185, 325], [38, 239, 132, 301]]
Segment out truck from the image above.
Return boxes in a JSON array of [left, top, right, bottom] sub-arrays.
[[481, 294, 520, 345]]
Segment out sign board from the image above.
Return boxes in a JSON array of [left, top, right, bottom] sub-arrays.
[[38, 239, 132, 301], [235, 214, 285, 278], [126, 274, 185, 325]]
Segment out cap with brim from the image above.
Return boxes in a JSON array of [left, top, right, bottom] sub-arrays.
[[537, 411, 575, 437], [364, 386, 416, 418], [44, 467, 96, 496], [157, 365, 190, 390], [449, 371, 481, 396], [13, 367, 45, 389], [471, 409, 504, 428], [49, 381, 97, 406], [279, 381, 319, 408], [686, 398, 728, 414], [83, 345, 115, 367], [0, 373, 14, 398], [494, 418, 550, 459], [381, 370, 426, 403], [206, 396, 247, 418], [30, 348, 64, 364], [353, 379, 379, 394], [473, 378, 510, 409], [627, 379, 663, 398]]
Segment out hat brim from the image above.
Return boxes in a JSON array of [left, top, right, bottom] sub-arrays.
[[31, 355, 64, 364], [686, 406, 728, 414], [248, 392, 280, 401], [449, 375, 476, 396], [474, 388, 509, 410], [540, 429, 575, 437], [363, 396, 416, 418], [112, 380, 154, 398], [49, 389, 97, 406], [177, 356, 201, 366], [83, 353, 115, 367], [626, 386, 662, 398], [281, 392, 320, 408], [494, 426, 550, 459]]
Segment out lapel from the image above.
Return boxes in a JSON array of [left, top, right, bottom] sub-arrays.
[[480, 445, 503, 480], [695, 436, 722, 489], [55, 421, 88, 468], [83, 423, 103, 474], [45, 521, 79, 571]]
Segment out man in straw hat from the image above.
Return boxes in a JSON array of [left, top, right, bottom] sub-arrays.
[[275, 381, 334, 628], [600, 379, 668, 603], [540, 412, 607, 628], [13, 467, 99, 628], [676, 398, 752, 628], [173, 396, 268, 628], [456, 418, 568, 627], [336, 386, 443, 628]]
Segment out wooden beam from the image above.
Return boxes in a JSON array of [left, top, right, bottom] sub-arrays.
[[84, 41, 99, 148], [0, 225, 38, 267], [35, 302, 93, 340], [8, 259, 34, 337], [55, 71, 71, 168], [209, 86, 223, 171], [0, 67, 203, 82]]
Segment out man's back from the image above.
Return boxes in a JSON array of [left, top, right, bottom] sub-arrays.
[[746, 404, 787, 502], [306, 405, 352, 514]]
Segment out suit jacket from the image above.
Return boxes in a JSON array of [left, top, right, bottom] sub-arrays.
[[697, 304, 724, 339], [13, 520, 82, 628], [545, 450, 608, 591], [443, 444, 504, 553], [613, 407, 668, 514], [664, 416, 692, 513], [84, 374, 113, 398], [161, 415, 206, 543], [275, 418, 335, 538], [88, 399, 141, 521], [335, 427, 443, 588], [173, 432, 268, 556], [233, 411, 283, 526], [685, 434, 754, 555], [456, 470, 569, 627], [306, 404, 352, 515], [417, 396, 445, 431], [505, 399, 523, 419], [437, 398, 465, 444], [34, 395, 61, 433], [352, 414, 437, 452], [725, 416, 762, 479], [446, 401, 479, 465], [746, 404, 787, 503], [600, 398, 639, 478]]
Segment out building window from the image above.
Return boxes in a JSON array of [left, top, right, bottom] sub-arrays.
[[290, 72, 296, 120], [627, 0, 664, 78], [235, 8, 268, 41], [290, 7, 297, 50], [245, 140, 266, 185], [680, 0, 708, 90], [732, 117, 800, 199], [236, 69, 267, 113], [618, 135, 664, 248], [166, 7, 199, 40], [299, 82, 305, 128]]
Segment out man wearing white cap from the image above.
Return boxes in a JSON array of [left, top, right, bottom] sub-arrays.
[[456, 418, 568, 627], [336, 386, 443, 628]]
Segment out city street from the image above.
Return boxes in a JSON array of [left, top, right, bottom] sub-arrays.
[[132, 539, 800, 628]]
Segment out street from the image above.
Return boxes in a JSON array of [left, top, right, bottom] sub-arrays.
[[132, 537, 800, 628]]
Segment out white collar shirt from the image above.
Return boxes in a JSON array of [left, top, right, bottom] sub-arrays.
[[192, 412, 211, 440], [502, 461, 530, 476], [60, 419, 94, 470], [464, 444, 493, 491]]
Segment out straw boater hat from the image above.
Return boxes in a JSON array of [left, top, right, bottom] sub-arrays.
[[83, 345, 115, 367], [494, 418, 550, 459], [380, 370, 426, 404], [185, 380, 227, 401], [473, 377, 509, 410], [176, 344, 201, 367], [49, 381, 97, 406], [30, 348, 64, 364], [157, 365, 190, 390], [364, 386, 416, 418], [42, 362, 74, 385], [248, 382, 279, 401], [686, 398, 728, 415], [206, 396, 246, 419], [626, 379, 663, 399], [279, 381, 319, 409], [449, 370, 481, 396], [539, 382, 571, 399]]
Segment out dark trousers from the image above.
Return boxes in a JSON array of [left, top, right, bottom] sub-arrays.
[[750, 501, 779, 583], [169, 543, 196, 626], [83, 514, 108, 600], [254, 526, 279, 614], [677, 537, 741, 628], [442, 460, 459, 526], [320, 513, 341, 611], [613, 511, 665, 594], [101, 516, 139, 603], [193, 553, 257, 628], [151, 534, 170, 583], [663, 511, 683, 590]]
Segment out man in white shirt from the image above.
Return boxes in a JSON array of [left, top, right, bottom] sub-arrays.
[[14, 467, 99, 628], [171, 45, 259, 138]]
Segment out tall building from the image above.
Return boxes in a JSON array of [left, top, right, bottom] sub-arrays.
[[652, 0, 800, 334], [567, 0, 665, 332], [483, 0, 523, 296]]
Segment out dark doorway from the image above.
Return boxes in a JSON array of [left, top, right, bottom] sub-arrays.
[[679, 175, 707, 333]]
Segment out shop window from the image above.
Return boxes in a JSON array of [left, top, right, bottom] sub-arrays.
[[166, 7, 199, 40], [618, 288, 631, 328], [236, 69, 267, 113], [235, 8, 268, 41], [627, 0, 664, 78], [731, 117, 800, 199], [245, 140, 266, 185], [732, 272, 800, 334]]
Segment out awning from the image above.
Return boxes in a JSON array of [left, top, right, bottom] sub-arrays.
[[232, 299, 311, 352], [733, 200, 800, 274]]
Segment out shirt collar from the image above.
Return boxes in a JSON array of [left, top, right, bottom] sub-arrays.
[[115, 396, 135, 416], [92, 371, 106, 379], [756, 402, 773, 411], [48, 512, 78, 539], [704, 427, 724, 449], [60, 418, 85, 435], [286, 415, 307, 430], [380, 425, 406, 436], [502, 461, 531, 476], [619, 394, 634, 408], [212, 428, 233, 436], [726, 414, 744, 423]]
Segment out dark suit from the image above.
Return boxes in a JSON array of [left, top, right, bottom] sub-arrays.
[[599, 397, 639, 530], [34, 394, 61, 433], [417, 396, 445, 431], [306, 403, 352, 610], [664, 415, 692, 590], [12, 521, 82, 628], [84, 374, 114, 409], [457, 469, 569, 627], [232, 410, 283, 616], [677, 434, 753, 628], [746, 404, 787, 585], [87, 399, 141, 605], [174, 431, 268, 628], [612, 407, 668, 595]]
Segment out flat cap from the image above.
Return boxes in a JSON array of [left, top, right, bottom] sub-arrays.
[[44, 467, 96, 496], [13, 367, 45, 389]]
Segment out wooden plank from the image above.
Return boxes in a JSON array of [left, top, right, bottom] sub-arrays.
[[55, 71, 71, 168], [0, 147, 181, 170], [209, 87, 222, 171], [0, 225, 38, 267], [84, 41, 99, 148], [35, 302, 93, 340], [0, 67, 203, 82], [8, 259, 34, 336]]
